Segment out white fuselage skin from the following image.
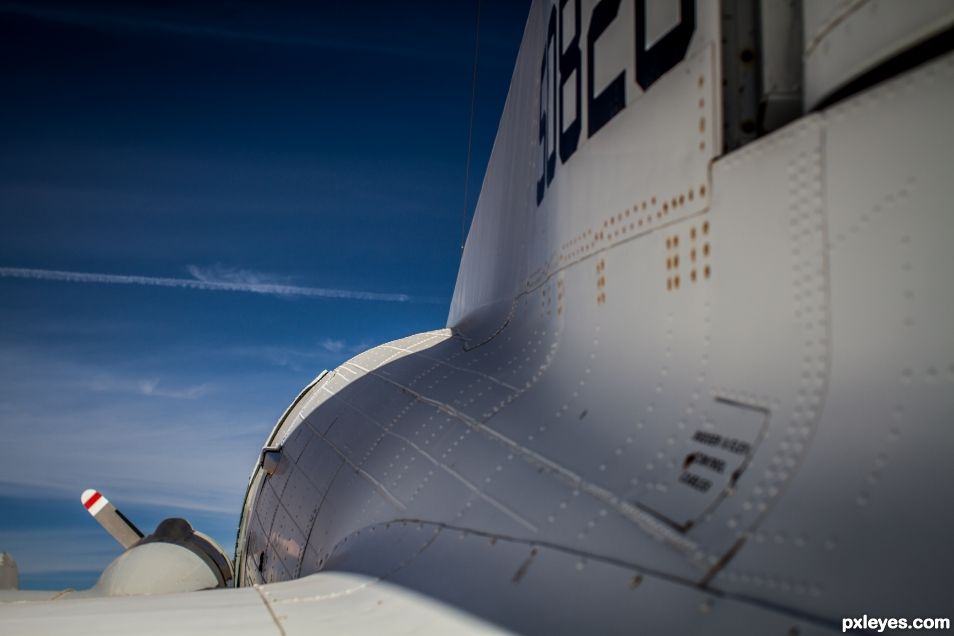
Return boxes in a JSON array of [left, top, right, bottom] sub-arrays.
[[231, 1, 954, 633]]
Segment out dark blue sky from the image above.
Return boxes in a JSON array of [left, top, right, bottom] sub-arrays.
[[0, 0, 529, 589]]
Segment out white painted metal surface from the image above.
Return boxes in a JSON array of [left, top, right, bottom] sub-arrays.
[[230, 2, 952, 632], [803, 0, 954, 107], [91, 543, 220, 597], [0, 571, 503, 636], [3, 1, 953, 633]]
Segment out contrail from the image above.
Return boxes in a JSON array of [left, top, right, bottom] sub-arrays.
[[0, 267, 421, 303]]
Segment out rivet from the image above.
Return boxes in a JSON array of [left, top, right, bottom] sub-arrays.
[[703, 220, 709, 234]]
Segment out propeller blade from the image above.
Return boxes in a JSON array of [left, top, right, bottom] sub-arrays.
[[80, 489, 143, 549]]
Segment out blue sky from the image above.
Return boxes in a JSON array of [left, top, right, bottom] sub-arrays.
[[0, 0, 529, 589]]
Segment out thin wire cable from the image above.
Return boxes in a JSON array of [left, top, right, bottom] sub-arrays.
[[461, 0, 481, 251]]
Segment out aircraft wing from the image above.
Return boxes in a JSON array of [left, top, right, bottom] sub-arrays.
[[0, 571, 506, 636]]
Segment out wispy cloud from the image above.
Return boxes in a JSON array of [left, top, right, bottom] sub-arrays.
[[187, 264, 276, 287], [0, 266, 425, 303], [228, 339, 371, 373], [0, 401, 258, 516], [88, 376, 212, 400], [0, 346, 272, 518], [319, 338, 346, 354], [228, 345, 327, 373], [320, 338, 375, 356]]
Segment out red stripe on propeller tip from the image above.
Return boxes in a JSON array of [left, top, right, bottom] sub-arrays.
[[83, 491, 102, 511]]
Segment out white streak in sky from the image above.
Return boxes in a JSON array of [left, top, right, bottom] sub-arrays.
[[319, 338, 347, 353], [87, 376, 213, 400], [0, 266, 416, 303]]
